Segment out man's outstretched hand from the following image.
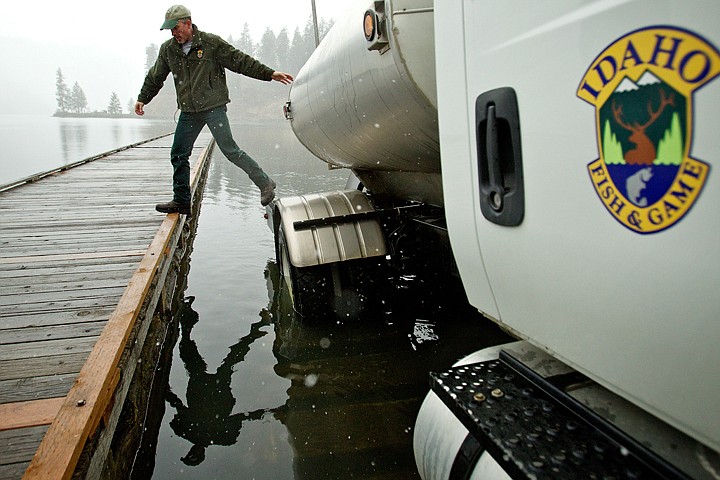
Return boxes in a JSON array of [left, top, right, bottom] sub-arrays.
[[271, 71, 294, 85]]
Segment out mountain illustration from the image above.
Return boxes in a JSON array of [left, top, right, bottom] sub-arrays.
[[615, 77, 639, 93], [637, 71, 661, 86]]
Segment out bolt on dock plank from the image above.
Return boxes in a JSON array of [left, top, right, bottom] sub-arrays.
[[0, 133, 214, 480]]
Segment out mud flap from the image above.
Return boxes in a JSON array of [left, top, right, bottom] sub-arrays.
[[274, 189, 387, 268]]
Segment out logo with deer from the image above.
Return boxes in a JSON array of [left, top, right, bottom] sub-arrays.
[[578, 26, 720, 233]]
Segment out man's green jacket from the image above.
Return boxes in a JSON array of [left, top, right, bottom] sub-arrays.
[[138, 25, 275, 113]]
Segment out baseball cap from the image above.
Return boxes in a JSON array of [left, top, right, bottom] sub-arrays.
[[161, 5, 191, 30]]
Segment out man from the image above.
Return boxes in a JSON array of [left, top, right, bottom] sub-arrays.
[[135, 5, 294, 214]]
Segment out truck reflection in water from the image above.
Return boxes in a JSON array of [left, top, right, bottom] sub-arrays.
[[264, 259, 511, 479]]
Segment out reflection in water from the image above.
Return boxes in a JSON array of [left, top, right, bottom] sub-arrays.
[[166, 297, 281, 467], [59, 122, 88, 164], [112, 124, 123, 145], [264, 259, 510, 479]]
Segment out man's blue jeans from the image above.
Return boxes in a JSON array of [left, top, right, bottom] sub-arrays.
[[170, 106, 270, 204]]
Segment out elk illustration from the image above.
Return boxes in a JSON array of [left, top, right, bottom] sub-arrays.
[[612, 89, 675, 165]]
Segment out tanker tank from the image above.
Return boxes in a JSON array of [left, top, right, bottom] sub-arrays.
[[287, 0, 442, 205]]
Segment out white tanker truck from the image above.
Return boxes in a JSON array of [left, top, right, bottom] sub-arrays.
[[270, 0, 720, 477]]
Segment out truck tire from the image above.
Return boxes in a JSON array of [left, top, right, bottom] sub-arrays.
[[276, 225, 334, 319]]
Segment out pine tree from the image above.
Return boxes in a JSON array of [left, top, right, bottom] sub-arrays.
[[258, 28, 278, 66], [145, 44, 159, 72], [237, 23, 254, 55], [276, 28, 290, 70], [69, 82, 88, 113], [656, 113, 684, 166], [603, 120, 625, 165], [55, 68, 70, 113], [108, 92, 122, 115], [319, 18, 333, 41], [303, 17, 318, 53], [288, 28, 306, 74]]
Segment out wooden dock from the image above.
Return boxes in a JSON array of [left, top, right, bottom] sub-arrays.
[[0, 132, 214, 479]]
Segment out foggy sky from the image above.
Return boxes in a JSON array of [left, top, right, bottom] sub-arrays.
[[1, 0, 351, 115]]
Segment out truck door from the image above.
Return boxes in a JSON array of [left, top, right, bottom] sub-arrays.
[[436, 0, 720, 451]]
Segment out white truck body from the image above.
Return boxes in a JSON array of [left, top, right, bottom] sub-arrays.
[[436, 0, 719, 453]]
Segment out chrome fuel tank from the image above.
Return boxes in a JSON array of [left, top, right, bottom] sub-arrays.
[[288, 0, 438, 174]]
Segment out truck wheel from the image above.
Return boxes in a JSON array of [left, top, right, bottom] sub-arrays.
[[276, 225, 334, 319]]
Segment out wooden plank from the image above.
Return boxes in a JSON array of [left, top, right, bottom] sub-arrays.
[[0, 270, 136, 289], [0, 258, 141, 276], [0, 337, 97, 362], [0, 323, 106, 346], [0, 269, 136, 288], [0, 243, 154, 259], [0, 233, 157, 248], [0, 223, 162, 237], [0, 374, 75, 404], [0, 193, 168, 203], [0, 233, 157, 249], [0, 287, 127, 308], [0, 399, 64, 431], [0, 215, 163, 226], [0, 216, 165, 230], [0, 309, 114, 330], [0, 251, 145, 265], [0, 225, 158, 237], [22, 139, 212, 480], [0, 426, 48, 477], [0, 299, 124, 318], [0, 279, 130, 297], [0, 353, 89, 382], [1, 462, 30, 480]]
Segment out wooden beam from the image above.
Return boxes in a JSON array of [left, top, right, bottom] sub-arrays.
[[0, 251, 145, 265], [0, 398, 65, 431]]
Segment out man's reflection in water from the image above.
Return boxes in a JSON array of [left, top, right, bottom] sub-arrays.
[[166, 297, 275, 466]]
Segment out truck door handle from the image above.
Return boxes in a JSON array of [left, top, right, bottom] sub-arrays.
[[475, 87, 525, 226]]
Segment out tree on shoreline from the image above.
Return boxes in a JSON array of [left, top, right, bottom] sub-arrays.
[[107, 92, 123, 114], [56, 68, 91, 114], [55, 68, 70, 113], [68, 82, 88, 113]]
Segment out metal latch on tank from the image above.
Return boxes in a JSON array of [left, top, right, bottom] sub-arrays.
[[283, 101, 292, 120]]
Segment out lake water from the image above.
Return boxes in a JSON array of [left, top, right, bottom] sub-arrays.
[[0, 116, 510, 479]]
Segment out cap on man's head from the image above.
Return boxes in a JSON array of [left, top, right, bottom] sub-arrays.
[[161, 5, 191, 30]]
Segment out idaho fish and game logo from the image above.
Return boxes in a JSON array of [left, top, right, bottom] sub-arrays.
[[578, 26, 720, 234]]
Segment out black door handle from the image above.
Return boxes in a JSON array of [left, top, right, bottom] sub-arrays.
[[475, 87, 524, 226]]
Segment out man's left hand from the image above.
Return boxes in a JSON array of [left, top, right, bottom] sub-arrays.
[[271, 71, 294, 85]]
